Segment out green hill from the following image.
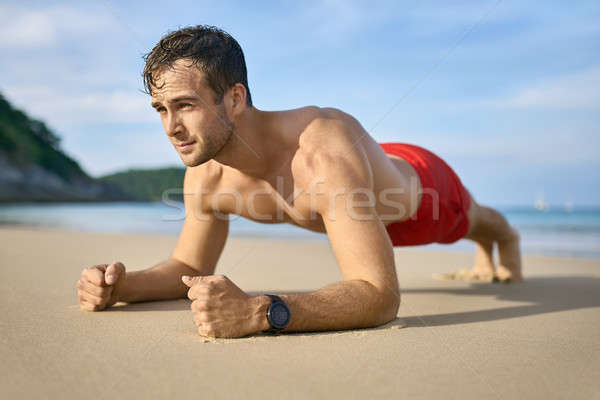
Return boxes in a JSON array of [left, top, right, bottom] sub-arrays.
[[99, 167, 186, 202], [0, 91, 186, 203], [0, 92, 131, 202], [0, 93, 87, 182]]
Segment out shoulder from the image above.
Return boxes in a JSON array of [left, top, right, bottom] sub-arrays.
[[293, 108, 373, 189], [296, 108, 354, 153], [183, 160, 224, 195]]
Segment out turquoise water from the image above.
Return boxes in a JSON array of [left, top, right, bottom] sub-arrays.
[[0, 202, 599, 259]]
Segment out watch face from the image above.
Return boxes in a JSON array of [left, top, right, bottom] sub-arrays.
[[269, 303, 290, 328]]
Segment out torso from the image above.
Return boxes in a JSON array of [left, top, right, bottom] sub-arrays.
[[192, 106, 422, 233]]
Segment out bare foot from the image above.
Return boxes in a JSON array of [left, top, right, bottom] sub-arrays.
[[433, 239, 497, 282], [433, 267, 497, 282], [496, 227, 523, 283]]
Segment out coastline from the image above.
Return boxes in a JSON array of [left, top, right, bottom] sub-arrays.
[[1, 221, 598, 262], [1, 226, 599, 399], [2, 201, 599, 260]]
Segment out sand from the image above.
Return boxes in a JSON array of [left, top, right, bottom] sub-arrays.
[[1, 226, 599, 399]]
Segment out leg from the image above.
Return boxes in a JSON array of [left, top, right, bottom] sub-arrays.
[[465, 194, 523, 282], [470, 238, 497, 281], [435, 194, 523, 283]]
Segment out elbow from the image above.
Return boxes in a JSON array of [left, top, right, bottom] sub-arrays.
[[365, 281, 401, 326], [377, 293, 400, 325]]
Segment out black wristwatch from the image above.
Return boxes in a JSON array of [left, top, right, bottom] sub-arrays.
[[262, 294, 290, 334]]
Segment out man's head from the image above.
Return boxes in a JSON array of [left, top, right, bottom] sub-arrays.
[[143, 25, 252, 166]]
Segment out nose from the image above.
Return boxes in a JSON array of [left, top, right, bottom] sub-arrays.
[[164, 112, 181, 137]]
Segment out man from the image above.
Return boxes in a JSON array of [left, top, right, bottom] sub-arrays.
[[76, 25, 522, 338]]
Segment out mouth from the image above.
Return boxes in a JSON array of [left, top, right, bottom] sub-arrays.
[[176, 140, 196, 153]]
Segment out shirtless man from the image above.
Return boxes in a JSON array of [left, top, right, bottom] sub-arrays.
[[76, 25, 522, 338]]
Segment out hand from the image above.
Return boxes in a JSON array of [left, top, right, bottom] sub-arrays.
[[77, 262, 126, 311], [182, 274, 265, 338]]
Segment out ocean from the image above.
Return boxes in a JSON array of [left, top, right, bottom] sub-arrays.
[[0, 202, 599, 259]]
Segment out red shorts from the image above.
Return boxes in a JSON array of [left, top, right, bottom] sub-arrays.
[[379, 142, 471, 246]]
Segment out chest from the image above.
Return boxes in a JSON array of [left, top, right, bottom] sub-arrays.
[[206, 170, 328, 233]]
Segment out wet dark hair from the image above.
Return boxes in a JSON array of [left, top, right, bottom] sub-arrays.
[[142, 25, 252, 106]]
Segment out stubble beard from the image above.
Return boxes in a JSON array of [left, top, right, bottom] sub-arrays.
[[186, 106, 234, 167]]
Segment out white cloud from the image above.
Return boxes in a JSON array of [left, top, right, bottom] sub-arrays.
[[0, 4, 113, 49], [487, 68, 600, 110], [280, 0, 398, 46], [0, 3, 148, 129], [1, 85, 155, 127], [407, 0, 508, 33], [0, 8, 57, 47]]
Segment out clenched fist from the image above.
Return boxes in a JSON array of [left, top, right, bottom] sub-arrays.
[[182, 274, 267, 338], [77, 262, 126, 311]]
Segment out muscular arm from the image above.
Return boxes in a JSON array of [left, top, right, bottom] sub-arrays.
[[119, 167, 229, 303], [119, 258, 202, 303], [255, 280, 397, 332], [255, 136, 400, 333]]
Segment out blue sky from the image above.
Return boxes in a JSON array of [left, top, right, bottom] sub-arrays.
[[1, 0, 598, 206]]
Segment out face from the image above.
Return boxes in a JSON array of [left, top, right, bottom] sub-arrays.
[[150, 59, 233, 167]]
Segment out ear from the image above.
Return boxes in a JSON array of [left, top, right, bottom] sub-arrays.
[[228, 83, 247, 115]]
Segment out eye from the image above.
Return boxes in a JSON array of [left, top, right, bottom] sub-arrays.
[[179, 103, 193, 110], [154, 107, 166, 113]]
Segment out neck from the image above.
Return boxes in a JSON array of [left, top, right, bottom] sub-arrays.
[[213, 107, 287, 180]]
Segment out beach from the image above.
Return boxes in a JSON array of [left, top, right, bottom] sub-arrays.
[[1, 226, 599, 399]]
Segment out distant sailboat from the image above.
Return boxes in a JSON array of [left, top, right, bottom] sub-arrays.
[[535, 194, 549, 212]]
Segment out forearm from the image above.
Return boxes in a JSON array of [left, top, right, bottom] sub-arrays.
[[255, 279, 400, 333], [119, 258, 203, 303]]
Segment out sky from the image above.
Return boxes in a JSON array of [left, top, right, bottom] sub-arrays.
[[0, 0, 599, 206]]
